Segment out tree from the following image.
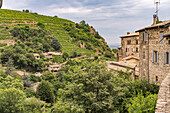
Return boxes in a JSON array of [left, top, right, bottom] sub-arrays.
[[56, 63, 129, 112], [5, 58, 15, 76], [24, 97, 45, 113], [36, 81, 55, 103], [23, 73, 32, 88], [0, 75, 23, 90], [51, 37, 62, 51], [126, 92, 158, 113], [0, 88, 26, 113]]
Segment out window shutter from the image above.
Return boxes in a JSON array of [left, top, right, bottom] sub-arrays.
[[163, 52, 165, 64], [152, 52, 154, 63], [157, 52, 159, 63]]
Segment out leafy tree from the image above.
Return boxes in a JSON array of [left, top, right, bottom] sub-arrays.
[[57, 63, 129, 112], [126, 92, 157, 113], [24, 88, 36, 98], [23, 73, 32, 88], [5, 58, 15, 76], [0, 75, 23, 90], [36, 81, 55, 103], [24, 97, 45, 113], [51, 37, 62, 51], [62, 52, 69, 60], [0, 88, 26, 113]]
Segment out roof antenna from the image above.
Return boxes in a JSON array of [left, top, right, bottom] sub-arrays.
[[154, 0, 160, 21]]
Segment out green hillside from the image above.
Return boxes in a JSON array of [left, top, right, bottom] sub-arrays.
[[0, 9, 111, 56]]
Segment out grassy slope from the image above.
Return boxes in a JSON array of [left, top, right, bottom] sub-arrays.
[[0, 9, 108, 56]]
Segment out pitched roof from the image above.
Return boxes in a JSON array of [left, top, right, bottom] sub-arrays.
[[106, 61, 137, 69], [120, 32, 139, 38], [136, 20, 170, 32]]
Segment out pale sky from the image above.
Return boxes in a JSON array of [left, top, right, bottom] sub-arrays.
[[2, 0, 170, 46]]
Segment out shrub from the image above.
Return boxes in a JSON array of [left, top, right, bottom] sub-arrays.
[[36, 81, 55, 103]]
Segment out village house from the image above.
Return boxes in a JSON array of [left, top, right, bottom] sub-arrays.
[[42, 52, 62, 59], [136, 16, 170, 84], [118, 32, 140, 61], [48, 64, 61, 74], [33, 53, 40, 60]]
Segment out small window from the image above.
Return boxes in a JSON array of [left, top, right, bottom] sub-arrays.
[[152, 51, 159, 63], [136, 40, 138, 44], [168, 40, 170, 45], [143, 49, 145, 59], [160, 32, 164, 44], [136, 47, 138, 52], [127, 40, 131, 45], [143, 32, 146, 41], [156, 76, 158, 82], [126, 48, 128, 52], [163, 52, 170, 65]]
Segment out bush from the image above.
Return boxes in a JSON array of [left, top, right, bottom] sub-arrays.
[[25, 88, 36, 98], [29, 74, 41, 83], [36, 81, 55, 103]]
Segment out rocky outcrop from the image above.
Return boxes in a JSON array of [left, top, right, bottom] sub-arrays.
[[155, 74, 170, 113]]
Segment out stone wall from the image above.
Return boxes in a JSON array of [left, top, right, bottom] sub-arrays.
[[155, 74, 170, 113]]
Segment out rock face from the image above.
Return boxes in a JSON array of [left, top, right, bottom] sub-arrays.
[[155, 74, 170, 113], [0, 0, 2, 9]]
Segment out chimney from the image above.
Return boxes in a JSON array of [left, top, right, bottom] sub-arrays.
[[153, 15, 157, 25], [127, 32, 130, 35]]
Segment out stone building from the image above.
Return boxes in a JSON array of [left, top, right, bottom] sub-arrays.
[[136, 17, 170, 84], [118, 32, 140, 62]]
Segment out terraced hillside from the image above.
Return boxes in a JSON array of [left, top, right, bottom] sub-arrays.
[[0, 9, 111, 56]]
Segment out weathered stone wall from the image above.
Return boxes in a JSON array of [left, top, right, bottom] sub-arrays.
[[139, 27, 170, 84], [155, 74, 170, 113]]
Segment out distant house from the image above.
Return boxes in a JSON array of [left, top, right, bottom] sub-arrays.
[[42, 52, 62, 59], [118, 32, 140, 62], [48, 64, 61, 74], [33, 53, 40, 59]]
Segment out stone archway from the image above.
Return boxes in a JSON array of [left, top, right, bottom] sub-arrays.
[[155, 74, 170, 113]]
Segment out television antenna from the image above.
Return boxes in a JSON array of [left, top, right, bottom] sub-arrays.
[[154, 0, 160, 20]]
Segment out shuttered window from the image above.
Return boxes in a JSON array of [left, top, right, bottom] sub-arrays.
[[143, 32, 146, 41], [163, 52, 170, 65], [152, 51, 159, 63], [160, 32, 164, 44]]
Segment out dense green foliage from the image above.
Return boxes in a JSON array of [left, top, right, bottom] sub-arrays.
[[36, 81, 55, 104]]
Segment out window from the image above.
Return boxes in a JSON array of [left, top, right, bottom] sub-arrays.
[[143, 48, 145, 59], [169, 40, 170, 45], [136, 40, 138, 44], [136, 47, 138, 52], [152, 51, 159, 63], [126, 48, 128, 52], [143, 32, 146, 41], [127, 40, 131, 45], [163, 52, 170, 65], [160, 32, 164, 44], [156, 76, 158, 82]]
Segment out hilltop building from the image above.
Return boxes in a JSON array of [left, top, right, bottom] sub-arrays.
[[136, 17, 170, 84]]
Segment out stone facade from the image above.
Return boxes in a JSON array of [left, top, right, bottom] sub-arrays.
[[118, 32, 140, 61], [155, 74, 170, 113], [136, 20, 170, 84]]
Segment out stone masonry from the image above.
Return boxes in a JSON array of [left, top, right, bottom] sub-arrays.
[[155, 74, 170, 113]]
